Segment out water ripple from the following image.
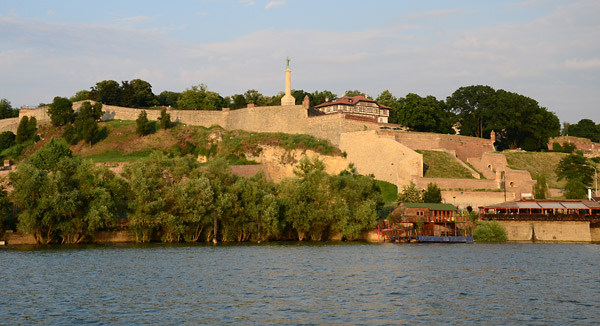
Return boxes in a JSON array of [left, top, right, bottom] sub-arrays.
[[1, 242, 599, 325]]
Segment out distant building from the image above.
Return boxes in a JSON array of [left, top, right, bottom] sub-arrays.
[[313, 96, 391, 123]]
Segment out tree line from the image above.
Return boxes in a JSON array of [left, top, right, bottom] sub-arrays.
[[1, 140, 384, 244], [1, 79, 584, 152]]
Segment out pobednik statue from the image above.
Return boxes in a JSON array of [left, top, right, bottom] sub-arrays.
[[281, 57, 295, 106]]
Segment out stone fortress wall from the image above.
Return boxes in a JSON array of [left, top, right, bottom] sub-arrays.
[[548, 135, 600, 156], [14, 101, 533, 204]]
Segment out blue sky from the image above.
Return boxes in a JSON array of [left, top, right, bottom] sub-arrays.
[[1, 0, 598, 123]]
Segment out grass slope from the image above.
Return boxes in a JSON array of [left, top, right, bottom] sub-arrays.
[[416, 150, 476, 179], [68, 121, 342, 164], [504, 152, 568, 188]]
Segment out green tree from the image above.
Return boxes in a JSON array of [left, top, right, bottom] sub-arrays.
[[344, 90, 367, 97], [0, 131, 15, 151], [228, 94, 247, 109], [394, 93, 454, 133], [74, 102, 101, 146], [158, 107, 171, 129], [376, 90, 398, 108], [9, 152, 126, 244], [69, 90, 90, 102], [397, 181, 423, 203], [136, 110, 153, 136], [447, 85, 497, 138], [564, 178, 587, 199], [0, 98, 19, 119], [310, 90, 336, 107], [90, 80, 121, 105], [533, 173, 548, 199], [0, 185, 11, 232], [120, 79, 157, 108], [15, 116, 36, 144], [567, 119, 599, 142], [157, 91, 181, 108], [28, 139, 72, 171], [447, 85, 560, 150], [473, 220, 507, 242], [555, 154, 594, 187], [177, 84, 225, 110], [422, 183, 442, 203]]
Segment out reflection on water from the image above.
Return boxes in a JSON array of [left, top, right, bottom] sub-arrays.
[[1, 242, 599, 325]]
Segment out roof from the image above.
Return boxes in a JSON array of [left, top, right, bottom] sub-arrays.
[[314, 96, 391, 110], [401, 202, 458, 211], [480, 199, 600, 210]]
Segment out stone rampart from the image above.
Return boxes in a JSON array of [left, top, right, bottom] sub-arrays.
[[548, 136, 600, 154], [340, 130, 422, 187], [392, 132, 494, 161], [19, 107, 50, 124], [0, 117, 20, 133], [415, 177, 499, 191], [497, 221, 592, 242], [591, 224, 600, 242], [442, 190, 512, 210], [467, 152, 507, 179], [306, 113, 345, 145], [228, 105, 308, 134]]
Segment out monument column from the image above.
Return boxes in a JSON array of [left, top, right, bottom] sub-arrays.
[[281, 57, 296, 106]]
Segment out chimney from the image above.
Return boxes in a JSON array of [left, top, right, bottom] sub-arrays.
[[588, 187, 592, 200]]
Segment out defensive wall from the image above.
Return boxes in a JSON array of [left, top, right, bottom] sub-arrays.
[[548, 135, 600, 156], [0, 117, 20, 133], [443, 190, 512, 210], [497, 221, 593, 242], [11, 102, 534, 195], [339, 130, 423, 187], [381, 131, 495, 161]]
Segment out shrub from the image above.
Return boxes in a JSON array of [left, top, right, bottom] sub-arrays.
[[0, 131, 15, 151], [473, 220, 508, 242]]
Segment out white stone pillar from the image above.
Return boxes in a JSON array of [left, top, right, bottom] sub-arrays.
[[281, 68, 295, 106]]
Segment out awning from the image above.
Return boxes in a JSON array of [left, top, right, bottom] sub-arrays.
[[538, 202, 564, 209], [561, 202, 588, 209], [516, 202, 542, 209]]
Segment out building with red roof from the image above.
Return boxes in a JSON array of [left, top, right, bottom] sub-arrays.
[[313, 95, 391, 123]]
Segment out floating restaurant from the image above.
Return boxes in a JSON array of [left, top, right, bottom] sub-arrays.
[[377, 203, 473, 243], [478, 199, 600, 222]]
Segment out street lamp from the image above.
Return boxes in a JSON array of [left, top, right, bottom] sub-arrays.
[[585, 164, 597, 197]]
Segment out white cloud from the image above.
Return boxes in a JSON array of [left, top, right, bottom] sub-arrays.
[[564, 58, 600, 70], [406, 9, 461, 19], [116, 16, 153, 24], [0, 1, 599, 123], [265, 1, 285, 10], [240, 0, 255, 6]]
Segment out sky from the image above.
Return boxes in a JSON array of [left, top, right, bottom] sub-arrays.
[[0, 0, 598, 123]]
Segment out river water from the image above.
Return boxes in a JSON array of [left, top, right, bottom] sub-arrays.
[[1, 242, 599, 325]]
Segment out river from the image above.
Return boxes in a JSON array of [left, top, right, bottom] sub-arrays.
[[1, 242, 599, 325]]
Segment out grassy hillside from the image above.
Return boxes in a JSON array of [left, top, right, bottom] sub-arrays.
[[504, 152, 568, 188], [416, 150, 476, 179], [20, 120, 343, 164]]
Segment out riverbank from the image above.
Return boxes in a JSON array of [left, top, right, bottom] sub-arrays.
[[3, 223, 600, 245]]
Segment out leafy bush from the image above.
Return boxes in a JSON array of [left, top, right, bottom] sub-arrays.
[[0, 131, 15, 151], [473, 220, 508, 242]]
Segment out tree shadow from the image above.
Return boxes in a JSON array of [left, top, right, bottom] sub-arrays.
[[94, 126, 109, 144]]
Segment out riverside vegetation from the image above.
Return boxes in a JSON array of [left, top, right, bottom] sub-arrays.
[[1, 132, 383, 244]]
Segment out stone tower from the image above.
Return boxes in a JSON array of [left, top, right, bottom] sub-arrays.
[[280, 57, 295, 106]]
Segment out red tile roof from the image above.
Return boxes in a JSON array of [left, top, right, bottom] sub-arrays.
[[314, 96, 391, 110]]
